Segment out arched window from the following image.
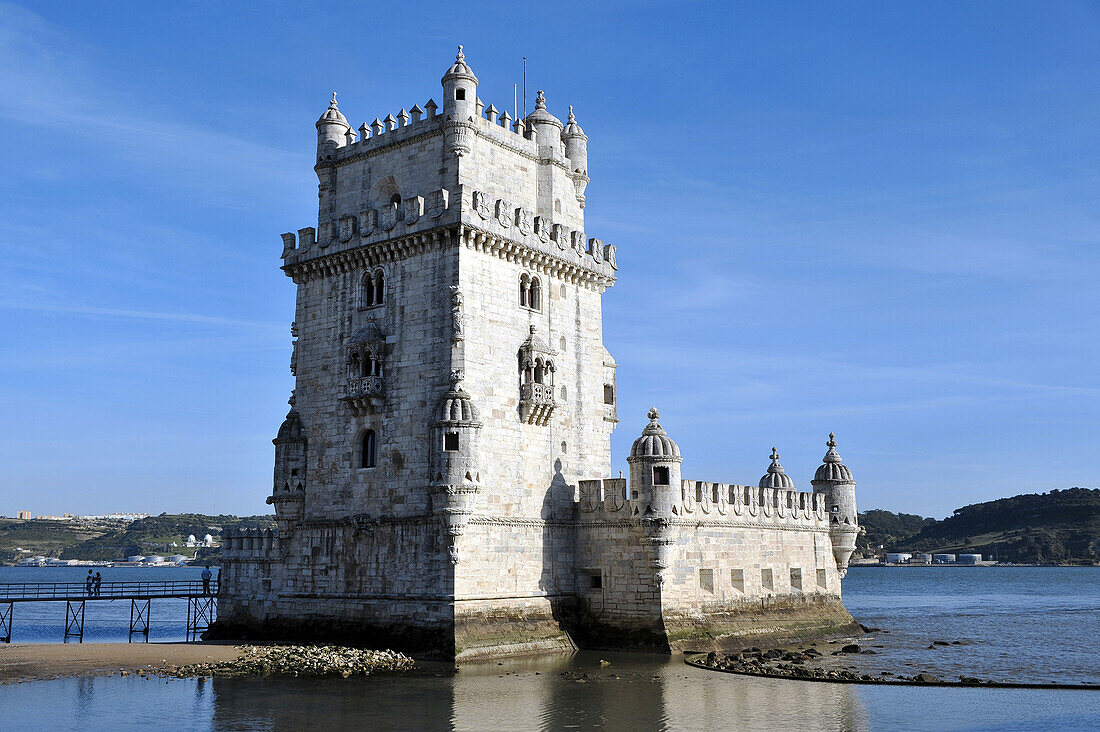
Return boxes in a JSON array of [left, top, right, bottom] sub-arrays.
[[519, 273, 530, 308], [389, 193, 403, 221], [361, 273, 375, 308], [361, 269, 386, 308], [360, 430, 377, 469], [348, 351, 361, 379], [529, 277, 541, 311]]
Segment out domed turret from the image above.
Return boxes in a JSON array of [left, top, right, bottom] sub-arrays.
[[758, 447, 794, 489], [441, 45, 478, 121], [525, 90, 564, 159], [561, 105, 590, 207], [627, 408, 682, 517], [269, 406, 307, 528], [429, 380, 483, 564], [316, 92, 350, 159], [811, 433, 858, 577], [561, 106, 588, 173]]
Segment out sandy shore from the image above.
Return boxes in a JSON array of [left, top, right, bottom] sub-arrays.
[[0, 642, 242, 684]]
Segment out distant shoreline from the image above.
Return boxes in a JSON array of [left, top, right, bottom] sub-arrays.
[[850, 562, 1099, 568]]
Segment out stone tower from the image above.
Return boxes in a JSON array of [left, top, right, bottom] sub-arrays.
[[811, 434, 859, 576], [220, 47, 619, 659], [219, 48, 861, 659]]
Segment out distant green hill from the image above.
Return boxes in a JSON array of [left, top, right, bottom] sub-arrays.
[[858, 488, 1100, 564], [0, 513, 275, 564]]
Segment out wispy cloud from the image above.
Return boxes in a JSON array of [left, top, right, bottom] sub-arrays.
[[0, 4, 310, 205]]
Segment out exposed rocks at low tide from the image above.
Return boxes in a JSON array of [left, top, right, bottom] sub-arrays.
[[169, 645, 414, 679], [697, 648, 1001, 685]]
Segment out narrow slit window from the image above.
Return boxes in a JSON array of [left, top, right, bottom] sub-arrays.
[[360, 430, 377, 468]]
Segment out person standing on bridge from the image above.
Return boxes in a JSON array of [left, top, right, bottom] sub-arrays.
[[85, 570, 94, 596], [201, 565, 212, 596], [93, 572, 102, 596]]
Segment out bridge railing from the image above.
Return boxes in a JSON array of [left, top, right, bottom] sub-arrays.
[[0, 580, 219, 602]]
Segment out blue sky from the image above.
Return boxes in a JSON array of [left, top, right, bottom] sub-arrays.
[[2, 1, 1098, 519]]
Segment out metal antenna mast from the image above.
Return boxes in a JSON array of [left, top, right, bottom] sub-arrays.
[[523, 57, 527, 119]]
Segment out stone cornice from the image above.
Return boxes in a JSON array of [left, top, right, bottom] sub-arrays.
[[282, 223, 616, 291], [282, 226, 456, 283], [460, 225, 615, 291]]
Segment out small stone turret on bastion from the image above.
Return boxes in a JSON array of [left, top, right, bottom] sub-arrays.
[[626, 408, 682, 578], [428, 380, 483, 566], [811, 433, 859, 576]]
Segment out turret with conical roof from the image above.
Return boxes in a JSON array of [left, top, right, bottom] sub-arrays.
[[811, 433, 859, 577]]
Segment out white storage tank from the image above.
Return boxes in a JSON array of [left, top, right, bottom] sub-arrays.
[[127, 555, 146, 563], [933, 553, 956, 564], [958, 553, 982, 565], [169, 554, 188, 564], [142, 555, 165, 564], [885, 552, 912, 564]]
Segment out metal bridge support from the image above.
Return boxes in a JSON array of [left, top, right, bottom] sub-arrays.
[[64, 600, 85, 642], [187, 596, 216, 641], [0, 602, 11, 643], [129, 598, 150, 642]]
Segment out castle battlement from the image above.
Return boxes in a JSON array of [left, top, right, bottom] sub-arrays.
[[578, 476, 827, 525]]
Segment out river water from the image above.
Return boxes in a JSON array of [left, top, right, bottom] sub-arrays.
[[1, 566, 1098, 730]]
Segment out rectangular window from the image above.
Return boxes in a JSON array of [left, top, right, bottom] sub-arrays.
[[290, 468, 299, 476], [816, 569, 827, 590], [790, 567, 803, 592], [603, 384, 615, 404], [761, 568, 774, 592], [652, 466, 669, 485], [731, 569, 745, 593], [699, 569, 714, 594], [444, 432, 459, 452], [579, 569, 603, 591]]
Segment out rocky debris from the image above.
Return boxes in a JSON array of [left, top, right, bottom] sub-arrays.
[[858, 624, 882, 633], [168, 645, 414, 679], [840, 644, 862, 654], [932, 640, 951, 646], [914, 673, 941, 683]]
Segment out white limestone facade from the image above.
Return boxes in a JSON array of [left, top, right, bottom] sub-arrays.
[[218, 48, 860, 659]]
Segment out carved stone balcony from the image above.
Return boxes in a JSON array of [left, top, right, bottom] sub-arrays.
[[340, 375, 384, 414], [520, 382, 556, 426]]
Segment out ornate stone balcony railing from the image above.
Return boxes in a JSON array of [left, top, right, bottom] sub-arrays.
[[520, 382, 555, 426], [340, 375, 384, 414]]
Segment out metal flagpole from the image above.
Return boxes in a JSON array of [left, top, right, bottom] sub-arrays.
[[523, 57, 527, 119]]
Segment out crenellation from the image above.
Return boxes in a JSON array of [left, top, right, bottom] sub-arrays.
[[220, 47, 860, 660]]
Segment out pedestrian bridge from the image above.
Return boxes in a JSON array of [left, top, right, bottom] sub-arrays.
[[0, 580, 218, 643]]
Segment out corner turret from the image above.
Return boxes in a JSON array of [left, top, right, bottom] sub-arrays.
[[627, 408, 681, 579], [811, 433, 858, 577], [316, 92, 350, 161], [267, 401, 307, 532], [526, 90, 564, 161], [561, 106, 590, 207], [428, 381, 483, 564], [441, 45, 478, 157]]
